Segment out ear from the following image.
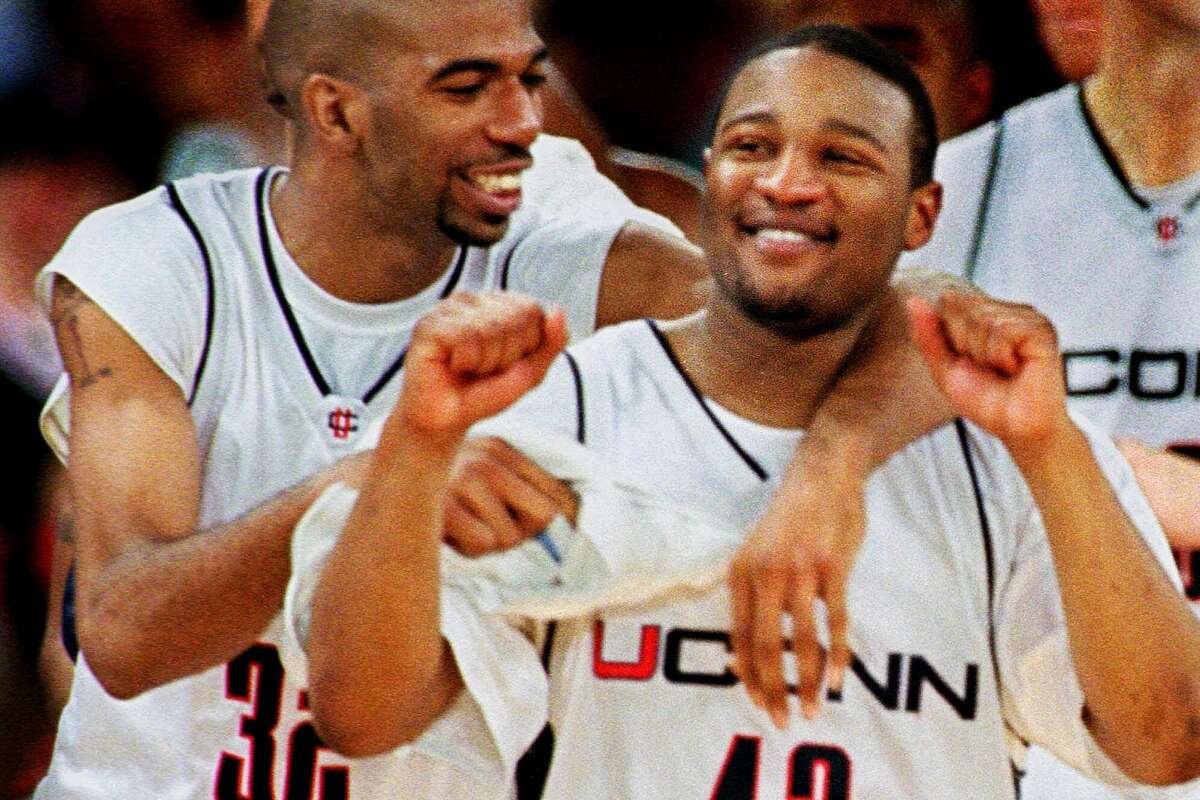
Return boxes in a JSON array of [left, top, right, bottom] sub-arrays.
[[300, 73, 371, 154], [902, 181, 943, 251]]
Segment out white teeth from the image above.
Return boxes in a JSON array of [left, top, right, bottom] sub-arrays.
[[755, 228, 811, 244], [472, 173, 522, 193]]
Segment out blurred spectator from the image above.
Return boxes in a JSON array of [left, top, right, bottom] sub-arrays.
[[780, 0, 995, 139], [540, 63, 705, 241], [0, 0, 54, 98], [0, 90, 132, 799], [537, 0, 770, 165], [1030, 0, 1102, 81], [1, 2, 288, 795], [47, 0, 285, 184]]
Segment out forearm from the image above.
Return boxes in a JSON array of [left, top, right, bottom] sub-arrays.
[[308, 420, 464, 757], [39, 525, 76, 715], [75, 460, 358, 698], [1117, 439, 1200, 550], [806, 287, 951, 469], [1012, 424, 1200, 785]]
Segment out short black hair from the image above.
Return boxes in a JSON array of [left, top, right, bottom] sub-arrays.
[[714, 24, 939, 188]]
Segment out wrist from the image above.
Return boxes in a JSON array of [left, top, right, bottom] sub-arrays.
[[795, 427, 874, 484], [379, 414, 465, 462], [1004, 413, 1084, 470]]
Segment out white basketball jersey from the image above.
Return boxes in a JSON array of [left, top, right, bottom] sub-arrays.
[[420, 320, 1174, 800], [901, 83, 1200, 800], [33, 135, 679, 800]]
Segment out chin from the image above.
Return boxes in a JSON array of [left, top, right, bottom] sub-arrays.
[[738, 299, 843, 338], [438, 212, 512, 248]]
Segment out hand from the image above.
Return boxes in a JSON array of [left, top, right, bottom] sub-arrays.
[[444, 436, 579, 556], [907, 292, 1070, 449], [728, 442, 865, 728], [394, 292, 568, 438]]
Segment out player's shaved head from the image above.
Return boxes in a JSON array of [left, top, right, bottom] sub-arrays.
[[258, 0, 419, 119]]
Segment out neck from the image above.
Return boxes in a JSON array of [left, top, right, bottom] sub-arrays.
[[662, 295, 880, 430], [270, 167, 458, 304], [1087, 9, 1200, 186]]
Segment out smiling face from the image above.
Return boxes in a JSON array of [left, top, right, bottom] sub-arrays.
[[340, 0, 548, 245], [703, 45, 940, 336]]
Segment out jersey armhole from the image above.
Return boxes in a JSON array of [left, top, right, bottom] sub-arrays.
[[964, 118, 1006, 284], [563, 351, 586, 446], [953, 418, 1030, 789], [164, 182, 216, 407]]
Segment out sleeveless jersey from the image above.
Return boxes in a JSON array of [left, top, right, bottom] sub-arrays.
[[33, 135, 680, 800], [900, 83, 1200, 800], [290, 319, 1177, 799]]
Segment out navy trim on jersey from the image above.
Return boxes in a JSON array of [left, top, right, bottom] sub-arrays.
[[564, 351, 586, 445], [165, 182, 216, 407], [1075, 84, 1151, 211], [953, 420, 999, 670], [965, 118, 1005, 284], [255, 169, 332, 395], [500, 241, 520, 291], [254, 167, 468, 402], [1075, 90, 1200, 214], [517, 614, 562, 799], [954, 419, 1030, 771], [646, 320, 769, 481], [360, 247, 468, 404]]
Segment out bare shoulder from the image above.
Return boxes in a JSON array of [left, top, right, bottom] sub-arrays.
[[596, 221, 710, 328]]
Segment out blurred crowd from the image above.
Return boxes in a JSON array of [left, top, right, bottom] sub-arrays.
[[0, 0, 1096, 795]]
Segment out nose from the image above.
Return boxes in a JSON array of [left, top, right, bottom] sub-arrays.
[[485, 78, 542, 151], [752, 148, 827, 205]]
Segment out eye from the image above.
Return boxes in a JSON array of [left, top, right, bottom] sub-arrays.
[[823, 148, 867, 168], [725, 137, 771, 159], [521, 72, 548, 90], [443, 83, 485, 98]]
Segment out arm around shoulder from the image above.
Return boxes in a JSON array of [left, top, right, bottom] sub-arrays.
[[594, 221, 708, 328]]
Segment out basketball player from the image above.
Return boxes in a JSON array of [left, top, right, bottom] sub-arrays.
[[894, 2, 1200, 796], [296, 26, 1200, 796], [30, 1, 696, 797], [32, 2, 951, 798]]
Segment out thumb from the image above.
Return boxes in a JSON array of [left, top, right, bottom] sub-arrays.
[[906, 295, 955, 381]]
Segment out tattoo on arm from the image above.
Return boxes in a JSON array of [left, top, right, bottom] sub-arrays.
[[51, 281, 113, 389]]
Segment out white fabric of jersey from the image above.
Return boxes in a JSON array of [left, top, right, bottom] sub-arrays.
[[282, 421, 745, 798], [286, 319, 1179, 800], [900, 82, 1200, 800], [32, 134, 681, 800]]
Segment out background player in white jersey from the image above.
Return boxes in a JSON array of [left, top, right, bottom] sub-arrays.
[[34, 1, 957, 798], [893, 1, 1200, 797], [297, 25, 1200, 796]]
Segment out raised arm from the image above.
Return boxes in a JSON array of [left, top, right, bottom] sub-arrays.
[[307, 292, 566, 757], [52, 276, 367, 697], [911, 291, 1200, 787]]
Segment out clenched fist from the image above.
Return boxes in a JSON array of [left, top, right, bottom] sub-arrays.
[[908, 291, 1071, 452], [393, 291, 568, 437]]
